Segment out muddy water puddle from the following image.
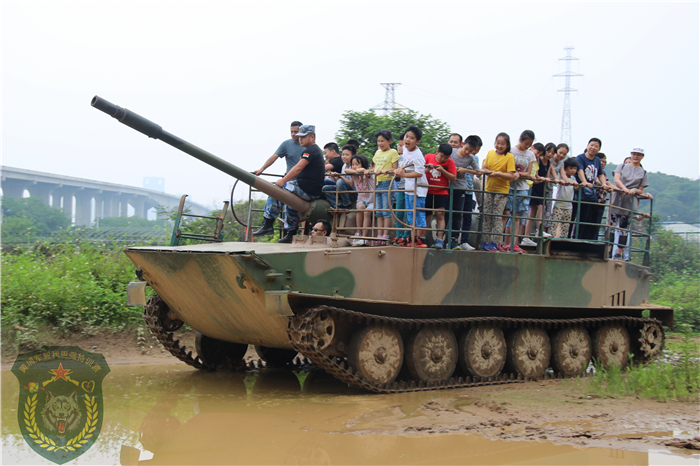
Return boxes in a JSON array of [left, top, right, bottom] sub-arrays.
[[2, 364, 696, 465]]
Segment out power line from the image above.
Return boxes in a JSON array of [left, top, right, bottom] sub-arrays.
[[371, 83, 410, 115], [554, 47, 583, 149]]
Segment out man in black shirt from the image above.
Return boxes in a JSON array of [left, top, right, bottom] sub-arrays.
[[275, 125, 325, 243]]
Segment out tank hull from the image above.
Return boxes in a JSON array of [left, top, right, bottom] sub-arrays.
[[126, 240, 657, 350]]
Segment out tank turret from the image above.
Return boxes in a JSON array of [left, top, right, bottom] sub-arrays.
[[91, 96, 329, 221]]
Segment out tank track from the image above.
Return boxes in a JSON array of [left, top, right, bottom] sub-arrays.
[[143, 296, 207, 369], [287, 305, 664, 394]]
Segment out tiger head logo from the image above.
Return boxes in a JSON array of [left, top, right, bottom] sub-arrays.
[[41, 390, 82, 437]]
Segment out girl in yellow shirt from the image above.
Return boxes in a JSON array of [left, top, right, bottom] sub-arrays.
[[480, 133, 518, 251]]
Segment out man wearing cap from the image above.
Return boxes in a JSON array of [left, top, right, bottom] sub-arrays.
[[610, 147, 653, 260], [274, 124, 325, 243], [253, 121, 305, 236]]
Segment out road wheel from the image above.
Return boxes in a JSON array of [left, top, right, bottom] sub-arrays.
[[348, 326, 403, 385], [551, 327, 591, 376], [406, 327, 458, 383], [593, 324, 630, 369], [459, 325, 507, 379], [507, 327, 551, 378], [195, 332, 247, 370], [254, 346, 298, 367]]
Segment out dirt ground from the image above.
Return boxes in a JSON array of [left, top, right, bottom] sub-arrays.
[[348, 380, 700, 457], [3, 329, 698, 459]]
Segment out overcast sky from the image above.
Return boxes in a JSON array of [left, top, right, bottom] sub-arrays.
[[3, 1, 698, 209]]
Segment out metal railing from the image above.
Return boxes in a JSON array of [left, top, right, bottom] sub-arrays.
[[237, 170, 654, 265]]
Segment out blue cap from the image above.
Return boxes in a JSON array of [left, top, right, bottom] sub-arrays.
[[297, 125, 315, 136]]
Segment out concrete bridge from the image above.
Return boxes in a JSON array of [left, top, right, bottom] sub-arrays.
[[0, 166, 212, 226]]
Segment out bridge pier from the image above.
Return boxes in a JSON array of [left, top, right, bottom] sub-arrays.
[[75, 190, 93, 226], [30, 182, 53, 205], [1, 179, 26, 199], [52, 188, 75, 219]]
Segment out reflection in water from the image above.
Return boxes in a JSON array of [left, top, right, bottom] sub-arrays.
[[0, 364, 684, 465]]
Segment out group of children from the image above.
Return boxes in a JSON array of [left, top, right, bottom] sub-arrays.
[[321, 126, 651, 256]]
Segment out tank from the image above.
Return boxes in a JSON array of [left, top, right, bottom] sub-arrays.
[[92, 96, 672, 393]]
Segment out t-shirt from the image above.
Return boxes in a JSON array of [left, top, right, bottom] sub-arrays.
[[531, 158, 551, 197], [425, 153, 457, 195], [355, 173, 375, 205], [483, 150, 515, 194], [611, 164, 649, 216], [276, 139, 305, 174], [450, 148, 479, 191], [576, 154, 602, 185], [576, 153, 603, 201], [397, 152, 407, 189], [555, 184, 574, 210], [510, 146, 536, 191], [552, 157, 566, 180], [373, 148, 400, 182], [296, 144, 325, 197], [327, 156, 344, 174], [401, 147, 428, 197]]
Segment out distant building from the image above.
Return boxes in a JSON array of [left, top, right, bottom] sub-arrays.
[[143, 177, 165, 193], [658, 222, 700, 244]]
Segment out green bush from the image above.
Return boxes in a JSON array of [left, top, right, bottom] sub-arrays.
[[650, 274, 700, 331], [1, 243, 141, 338]]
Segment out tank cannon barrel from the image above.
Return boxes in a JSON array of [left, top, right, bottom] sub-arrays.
[[91, 96, 311, 214]]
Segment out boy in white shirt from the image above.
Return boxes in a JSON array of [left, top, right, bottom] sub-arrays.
[[394, 126, 428, 248]]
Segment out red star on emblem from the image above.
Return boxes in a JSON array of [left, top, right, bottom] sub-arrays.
[[50, 363, 71, 381]]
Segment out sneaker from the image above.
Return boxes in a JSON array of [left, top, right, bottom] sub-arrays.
[[351, 238, 364, 247], [413, 237, 428, 248], [481, 242, 498, 252], [512, 244, 526, 254], [535, 230, 552, 238], [433, 238, 444, 250], [450, 240, 461, 250], [397, 238, 408, 246], [521, 238, 537, 247], [497, 243, 510, 252], [613, 254, 623, 260], [461, 242, 475, 251]]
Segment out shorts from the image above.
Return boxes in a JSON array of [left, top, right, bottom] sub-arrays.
[[357, 201, 374, 210], [405, 194, 427, 229], [425, 193, 450, 211], [375, 180, 392, 218], [505, 188, 530, 214]]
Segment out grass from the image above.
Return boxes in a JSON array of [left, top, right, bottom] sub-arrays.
[[586, 326, 700, 402], [1, 242, 144, 351]]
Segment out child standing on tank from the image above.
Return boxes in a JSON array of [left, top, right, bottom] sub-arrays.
[[371, 130, 400, 245], [481, 132, 517, 252], [523, 142, 555, 245], [449, 135, 482, 250], [350, 154, 375, 246], [502, 130, 536, 253], [392, 133, 411, 246], [394, 126, 428, 248], [424, 143, 457, 249], [552, 158, 580, 238]]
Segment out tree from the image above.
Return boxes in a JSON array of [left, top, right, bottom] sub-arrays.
[[1, 196, 71, 243], [335, 110, 452, 160]]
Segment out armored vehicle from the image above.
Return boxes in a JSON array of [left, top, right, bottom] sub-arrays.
[[92, 96, 671, 393]]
